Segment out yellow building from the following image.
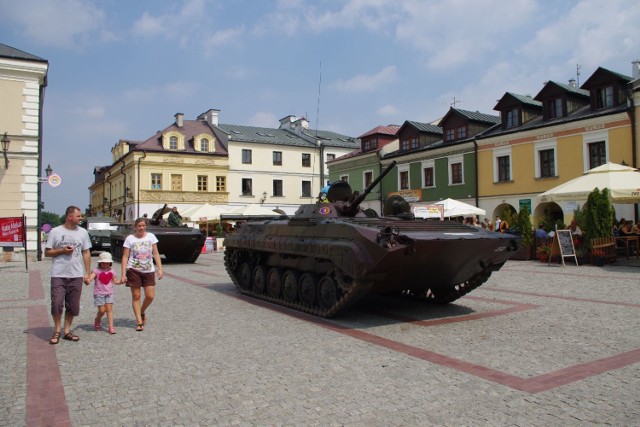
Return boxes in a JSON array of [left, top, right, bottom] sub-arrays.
[[0, 44, 49, 260], [477, 66, 636, 226], [89, 111, 229, 220]]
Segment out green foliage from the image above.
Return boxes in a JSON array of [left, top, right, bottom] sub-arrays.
[[500, 207, 516, 229], [515, 205, 533, 246], [40, 211, 62, 227], [573, 204, 587, 229], [584, 188, 613, 243], [215, 223, 224, 237], [540, 207, 565, 232]]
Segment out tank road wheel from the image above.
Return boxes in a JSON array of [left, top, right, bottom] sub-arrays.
[[253, 265, 267, 294], [318, 276, 338, 310], [282, 270, 299, 302], [239, 262, 253, 290], [266, 268, 283, 299], [299, 273, 317, 307]]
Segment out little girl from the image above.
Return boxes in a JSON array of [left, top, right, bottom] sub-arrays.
[[85, 252, 122, 334]]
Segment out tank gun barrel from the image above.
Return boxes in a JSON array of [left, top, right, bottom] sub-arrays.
[[347, 160, 397, 213]]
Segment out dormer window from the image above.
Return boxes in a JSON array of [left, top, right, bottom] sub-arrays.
[[200, 138, 209, 152], [505, 108, 519, 128], [547, 98, 563, 119], [169, 136, 178, 150], [595, 86, 614, 110]]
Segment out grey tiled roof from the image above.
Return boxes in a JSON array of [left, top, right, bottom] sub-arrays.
[[215, 124, 358, 149], [453, 108, 500, 124], [505, 92, 542, 107], [405, 120, 443, 134], [547, 81, 589, 97], [0, 43, 47, 62]]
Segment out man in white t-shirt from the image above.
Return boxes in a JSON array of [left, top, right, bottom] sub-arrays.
[[45, 206, 91, 344]]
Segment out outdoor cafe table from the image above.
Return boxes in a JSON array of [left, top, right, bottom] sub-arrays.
[[615, 235, 639, 259]]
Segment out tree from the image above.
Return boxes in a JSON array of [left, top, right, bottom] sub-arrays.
[[515, 205, 533, 247], [40, 210, 62, 228], [584, 188, 613, 244]]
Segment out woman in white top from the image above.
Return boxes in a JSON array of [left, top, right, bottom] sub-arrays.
[[120, 217, 163, 331]]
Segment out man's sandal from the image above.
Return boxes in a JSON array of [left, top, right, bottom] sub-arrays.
[[136, 324, 144, 332], [62, 332, 80, 342], [49, 332, 61, 345]]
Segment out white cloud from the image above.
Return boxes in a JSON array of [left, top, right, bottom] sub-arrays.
[[377, 104, 400, 116], [247, 112, 278, 127], [0, 0, 107, 49], [330, 65, 397, 93], [131, 11, 167, 37]]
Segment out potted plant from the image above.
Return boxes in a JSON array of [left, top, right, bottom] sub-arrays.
[[584, 188, 614, 264], [591, 249, 606, 266], [536, 245, 550, 262], [511, 206, 534, 260], [215, 223, 225, 250]]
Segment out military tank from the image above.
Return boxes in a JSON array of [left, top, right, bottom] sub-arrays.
[[110, 205, 206, 264], [224, 161, 520, 317]]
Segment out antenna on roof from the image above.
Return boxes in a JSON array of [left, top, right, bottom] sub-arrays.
[[450, 97, 462, 107], [315, 61, 322, 138]]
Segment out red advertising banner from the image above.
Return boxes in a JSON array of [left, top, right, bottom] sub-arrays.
[[0, 216, 25, 247]]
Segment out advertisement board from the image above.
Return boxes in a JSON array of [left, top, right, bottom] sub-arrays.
[[0, 216, 25, 247]]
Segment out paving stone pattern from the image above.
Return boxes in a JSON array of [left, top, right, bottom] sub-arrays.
[[0, 254, 639, 426]]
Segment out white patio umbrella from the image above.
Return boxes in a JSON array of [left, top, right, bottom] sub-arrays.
[[538, 162, 640, 204], [434, 198, 486, 217], [229, 204, 279, 216]]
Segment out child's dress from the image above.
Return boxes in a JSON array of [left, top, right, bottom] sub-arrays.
[[93, 267, 116, 299]]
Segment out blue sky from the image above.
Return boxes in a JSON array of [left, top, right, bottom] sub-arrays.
[[1, 0, 639, 215]]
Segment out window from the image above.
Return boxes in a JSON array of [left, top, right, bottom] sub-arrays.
[[340, 175, 349, 183], [242, 178, 252, 196], [242, 149, 252, 164], [363, 138, 376, 151], [273, 151, 282, 166], [169, 136, 178, 150], [422, 162, 436, 187], [444, 129, 454, 141], [451, 163, 462, 184], [200, 138, 209, 152], [171, 174, 182, 191], [497, 156, 510, 182], [400, 171, 409, 190], [326, 153, 335, 162], [363, 171, 373, 188], [588, 141, 606, 169], [302, 153, 311, 167], [457, 126, 467, 139], [506, 108, 519, 128], [197, 175, 207, 191], [595, 86, 614, 110], [539, 149, 555, 178], [151, 173, 162, 190], [400, 139, 410, 150], [548, 98, 563, 118], [302, 181, 311, 197], [216, 176, 226, 192], [273, 180, 283, 197], [410, 137, 419, 149]]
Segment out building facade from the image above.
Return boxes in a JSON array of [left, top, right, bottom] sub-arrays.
[[0, 44, 49, 260]]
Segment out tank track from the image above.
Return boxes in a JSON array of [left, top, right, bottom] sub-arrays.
[[224, 248, 372, 318]]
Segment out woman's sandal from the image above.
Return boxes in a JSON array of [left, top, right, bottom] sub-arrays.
[[62, 332, 80, 342], [49, 331, 61, 345], [136, 324, 144, 332]]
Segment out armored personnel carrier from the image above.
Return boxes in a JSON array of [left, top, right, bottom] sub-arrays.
[[224, 161, 519, 317], [110, 205, 206, 264]]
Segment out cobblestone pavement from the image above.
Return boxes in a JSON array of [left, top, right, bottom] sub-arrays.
[[1, 252, 639, 426]]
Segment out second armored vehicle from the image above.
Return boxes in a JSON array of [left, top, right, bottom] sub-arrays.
[[110, 205, 206, 263], [224, 162, 520, 317]]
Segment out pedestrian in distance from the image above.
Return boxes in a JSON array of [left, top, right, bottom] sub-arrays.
[[44, 206, 92, 344], [120, 217, 163, 331], [85, 252, 123, 334]]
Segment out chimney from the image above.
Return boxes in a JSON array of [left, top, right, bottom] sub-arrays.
[[197, 109, 220, 126], [632, 60, 640, 81], [568, 79, 577, 88], [175, 112, 184, 128]]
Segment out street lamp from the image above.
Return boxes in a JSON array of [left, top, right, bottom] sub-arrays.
[[2, 132, 10, 168]]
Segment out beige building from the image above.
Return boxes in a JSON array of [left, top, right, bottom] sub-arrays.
[[0, 44, 49, 260]]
